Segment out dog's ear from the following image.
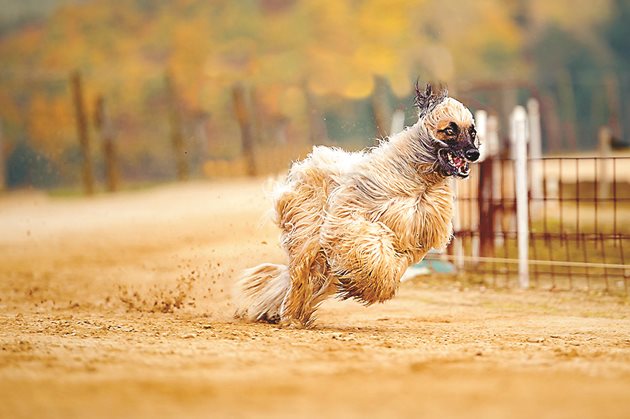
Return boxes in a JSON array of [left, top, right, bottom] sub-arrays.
[[414, 81, 448, 117]]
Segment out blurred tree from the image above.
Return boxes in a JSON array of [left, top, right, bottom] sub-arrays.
[[603, 0, 630, 139], [0, 0, 626, 188], [605, 0, 630, 67]]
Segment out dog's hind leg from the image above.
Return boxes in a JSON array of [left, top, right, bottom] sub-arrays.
[[234, 263, 290, 323]]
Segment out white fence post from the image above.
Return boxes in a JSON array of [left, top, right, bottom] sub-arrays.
[[475, 110, 488, 162], [390, 109, 405, 136], [510, 106, 529, 289], [486, 115, 502, 246], [451, 178, 465, 270]]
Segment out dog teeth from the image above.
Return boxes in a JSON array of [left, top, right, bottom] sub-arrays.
[[446, 151, 471, 173]]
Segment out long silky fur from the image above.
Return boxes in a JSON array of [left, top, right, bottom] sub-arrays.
[[235, 85, 475, 327]]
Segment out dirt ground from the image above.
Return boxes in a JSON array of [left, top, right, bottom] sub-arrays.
[[1, 179, 629, 419]]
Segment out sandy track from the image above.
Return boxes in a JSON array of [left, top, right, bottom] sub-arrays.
[[1, 179, 629, 419]]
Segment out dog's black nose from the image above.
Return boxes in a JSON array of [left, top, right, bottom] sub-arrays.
[[465, 148, 480, 161]]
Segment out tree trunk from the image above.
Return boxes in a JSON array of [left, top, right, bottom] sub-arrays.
[[165, 72, 189, 181], [371, 75, 391, 144], [0, 119, 5, 191], [94, 96, 119, 192]]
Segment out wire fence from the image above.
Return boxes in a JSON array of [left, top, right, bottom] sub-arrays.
[[449, 156, 630, 294]]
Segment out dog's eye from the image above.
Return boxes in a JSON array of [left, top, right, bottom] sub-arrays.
[[444, 128, 455, 136]]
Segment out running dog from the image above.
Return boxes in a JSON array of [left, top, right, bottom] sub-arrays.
[[235, 83, 479, 327]]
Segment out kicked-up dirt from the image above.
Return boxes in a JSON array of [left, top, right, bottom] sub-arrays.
[[0, 179, 629, 419]]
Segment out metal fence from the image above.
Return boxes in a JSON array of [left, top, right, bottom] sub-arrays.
[[448, 154, 630, 294], [424, 102, 630, 295]]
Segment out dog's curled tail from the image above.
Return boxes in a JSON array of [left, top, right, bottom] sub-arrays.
[[234, 263, 290, 323]]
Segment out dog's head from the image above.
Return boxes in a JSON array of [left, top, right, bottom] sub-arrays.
[[415, 83, 479, 178]]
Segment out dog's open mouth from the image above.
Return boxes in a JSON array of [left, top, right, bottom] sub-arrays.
[[437, 149, 471, 178]]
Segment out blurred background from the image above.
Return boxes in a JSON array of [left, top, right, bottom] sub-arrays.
[[0, 0, 628, 192], [1, 6, 630, 415]]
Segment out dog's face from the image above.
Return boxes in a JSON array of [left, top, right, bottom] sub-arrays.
[[432, 110, 479, 178], [415, 83, 480, 179]]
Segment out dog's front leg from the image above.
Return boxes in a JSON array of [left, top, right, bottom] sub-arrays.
[[324, 217, 409, 305]]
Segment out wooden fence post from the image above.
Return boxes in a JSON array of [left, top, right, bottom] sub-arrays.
[[232, 83, 256, 177], [165, 72, 189, 181], [598, 126, 612, 200], [604, 74, 622, 140], [0, 119, 5, 191], [510, 106, 529, 289], [249, 87, 265, 148], [94, 95, 119, 192], [539, 94, 562, 153], [70, 71, 95, 195], [527, 98, 543, 211], [371, 75, 391, 143], [557, 68, 578, 151]]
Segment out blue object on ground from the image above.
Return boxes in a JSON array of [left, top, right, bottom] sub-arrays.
[[419, 259, 457, 274], [401, 253, 457, 281]]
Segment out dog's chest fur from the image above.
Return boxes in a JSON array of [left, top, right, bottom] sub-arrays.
[[327, 172, 455, 263], [375, 181, 454, 258]]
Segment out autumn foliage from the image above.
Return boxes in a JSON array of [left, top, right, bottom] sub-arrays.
[[0, 0, 627, 188]]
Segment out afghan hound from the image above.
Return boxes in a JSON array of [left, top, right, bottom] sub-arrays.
[[235, 83, 479, 327]]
